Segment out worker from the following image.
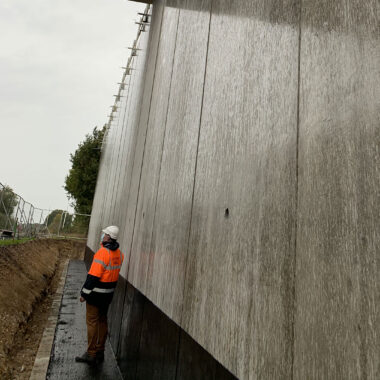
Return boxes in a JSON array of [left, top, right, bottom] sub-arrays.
[[75, 225, 124, 365]]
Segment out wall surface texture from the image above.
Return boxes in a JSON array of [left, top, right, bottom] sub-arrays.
[[87, 0, 379, 379]]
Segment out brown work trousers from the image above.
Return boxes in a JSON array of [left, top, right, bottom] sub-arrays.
[[86, 302, 108, 357]]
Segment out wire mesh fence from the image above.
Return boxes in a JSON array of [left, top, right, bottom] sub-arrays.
[[0, 182, 90, 240]]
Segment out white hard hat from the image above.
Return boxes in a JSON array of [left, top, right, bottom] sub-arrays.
[[102, 225, 119, 240]]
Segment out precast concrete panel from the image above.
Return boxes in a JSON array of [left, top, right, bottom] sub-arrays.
[[88, 3, 156, 271], [87, 154, 107, 251], [98, 133, 114, 230], [119, 1, 165, 278], [293, 1, 380, 379], [88, 126, 115, 252], [87, 22, 150, 254], [99, 122, 118, 228], [135, 300, 180, 380], [110, 75, 133, 226], [88, 126, 113, 251], [182, 1, 300, 378], [108, 24, 151, 352], [127, 2, 180, 293], [107, 92, 126, 214], [108, 276, 128, 353], [146, 0, 212, 324], [111, 51, 141, 234], [87, 32, 145, 256], [105, 73, 131, 228], [103, 113, 124, 226], [91, 165, 108, 250], [113, 69, 139, 227], [176, 330, 237, 380], [117, 282, 146, 379], [114, 27, 150, 241]]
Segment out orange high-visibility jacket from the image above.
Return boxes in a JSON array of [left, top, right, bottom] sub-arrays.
[[81, 244, 124, 305], [89, 246, 124, 282]]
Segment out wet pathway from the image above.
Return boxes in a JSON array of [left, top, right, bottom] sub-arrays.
[[47, 260, 122, 380]]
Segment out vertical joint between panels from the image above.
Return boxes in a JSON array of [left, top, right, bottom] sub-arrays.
[[174, 329, 182, 380], [291, 0, 303, 378], [134, 299, 147, 379], [107, 70, 135, 351], [115, 283, 129, 360], [179, 0, 214, 327]]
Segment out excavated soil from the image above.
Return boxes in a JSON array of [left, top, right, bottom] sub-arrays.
[[0, 239, 85, 379]]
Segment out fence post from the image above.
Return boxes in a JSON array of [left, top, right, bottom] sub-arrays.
[[45, 209, 52, 237], [37, 209, 43, 236], [12, 196, 21, 239], [25, 206, 30, 237], [19, 199, 26, 236], [61, 212, 68, 237]]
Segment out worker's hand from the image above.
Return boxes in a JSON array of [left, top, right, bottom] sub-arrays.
[[80, 297, 85, 303]]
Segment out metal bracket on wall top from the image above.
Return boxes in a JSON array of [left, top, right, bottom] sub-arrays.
[[129, 0, 153, 4]]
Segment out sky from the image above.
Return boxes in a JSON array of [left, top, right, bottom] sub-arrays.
[[0, 0, 146, 212]]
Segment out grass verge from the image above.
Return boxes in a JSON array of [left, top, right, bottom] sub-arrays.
[[0, 238, 34, 247]]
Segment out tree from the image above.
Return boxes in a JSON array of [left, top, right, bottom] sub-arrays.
[[45, 209, 63, 226], [44, 209, 80, 235], [64, 126, 106, 215], [48, 212, 63, 234], [61, 213, 73, 232], [0, 185, 18, 229]]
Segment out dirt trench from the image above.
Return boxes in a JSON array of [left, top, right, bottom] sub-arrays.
[[0, 238, 85, 380]]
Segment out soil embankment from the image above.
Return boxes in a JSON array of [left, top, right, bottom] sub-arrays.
[[0, 239, 85, 379]]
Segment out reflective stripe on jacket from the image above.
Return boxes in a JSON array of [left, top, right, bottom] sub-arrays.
[[81, 244, 124, 306], [88, 246, 124, 282]]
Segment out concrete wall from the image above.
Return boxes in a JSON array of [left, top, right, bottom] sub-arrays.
[[87, 0, 380, 378]]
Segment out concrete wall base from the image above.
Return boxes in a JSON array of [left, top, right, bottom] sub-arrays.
[[85, 247, 236, 379]]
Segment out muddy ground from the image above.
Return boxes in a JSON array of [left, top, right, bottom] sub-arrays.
[[0, 239, 85, 379]]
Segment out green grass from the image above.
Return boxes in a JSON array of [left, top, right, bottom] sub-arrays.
[[0, 237, 35, 247]]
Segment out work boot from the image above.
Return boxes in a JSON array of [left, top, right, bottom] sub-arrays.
[[96, 351, 105, 363], [75, 352, 96, 365]]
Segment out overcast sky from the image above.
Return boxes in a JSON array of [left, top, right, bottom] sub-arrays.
[[0, 0, 145, 212]]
